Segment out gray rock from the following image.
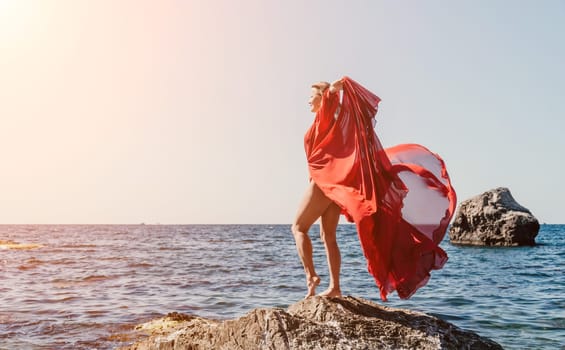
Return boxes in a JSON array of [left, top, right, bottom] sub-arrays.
[[120, 296, 502, 350], [449, 187, 539, 246]]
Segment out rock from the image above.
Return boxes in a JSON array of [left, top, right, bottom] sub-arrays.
[[120, 296, 502, 350], [449, 187, 539, 246]]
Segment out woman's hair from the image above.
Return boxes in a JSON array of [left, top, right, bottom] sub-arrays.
[[311, 81, 330, 96]]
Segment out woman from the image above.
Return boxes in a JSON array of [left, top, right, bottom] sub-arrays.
[[291, 78, 345, 298], [292, 76, 456, 301]]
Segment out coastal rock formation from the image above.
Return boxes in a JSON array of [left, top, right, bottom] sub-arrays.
[[121, 296, 502, 350], [449, 187, 539, 246]]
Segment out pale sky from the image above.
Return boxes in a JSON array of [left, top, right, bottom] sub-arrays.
[[1, 0, 563, 224]]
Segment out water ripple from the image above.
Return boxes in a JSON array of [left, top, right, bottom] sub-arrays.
[[0, 224, 563, 349]]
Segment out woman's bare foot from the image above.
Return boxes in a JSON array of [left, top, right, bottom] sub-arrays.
[[305, 275, 321, 298], [318, 287, 342, 298]]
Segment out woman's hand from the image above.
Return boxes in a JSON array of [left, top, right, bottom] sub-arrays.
[[329, 77, 345, 93]]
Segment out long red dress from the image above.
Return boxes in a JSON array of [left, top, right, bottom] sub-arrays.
[[304, 76, 456, 301]]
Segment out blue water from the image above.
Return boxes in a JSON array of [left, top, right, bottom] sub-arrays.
[[0, 224, 563, 349]]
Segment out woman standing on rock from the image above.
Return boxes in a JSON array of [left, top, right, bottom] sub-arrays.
[[291, 76, 457, 301]]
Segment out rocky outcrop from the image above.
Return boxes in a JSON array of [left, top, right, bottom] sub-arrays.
[[120, 296, 502, 350], [449, 187, 539, 246]]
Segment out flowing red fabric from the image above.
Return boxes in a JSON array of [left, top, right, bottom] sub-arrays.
[[304, 76, 456, 301]]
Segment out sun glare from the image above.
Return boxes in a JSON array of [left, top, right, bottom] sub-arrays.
[[0, 0, 41, 43]]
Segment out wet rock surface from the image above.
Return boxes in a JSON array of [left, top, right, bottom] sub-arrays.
[[120, 296, 502, 350], [449, 187, 539, 246]]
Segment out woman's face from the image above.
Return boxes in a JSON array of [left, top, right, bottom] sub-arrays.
[[309, 88, 322, 113]]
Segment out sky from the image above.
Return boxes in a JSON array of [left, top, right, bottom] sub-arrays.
[[1, 0, 564, 224]]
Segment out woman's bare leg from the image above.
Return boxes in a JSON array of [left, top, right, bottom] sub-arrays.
[[292, 181, 333, 298], [318, 202, 342, 297]]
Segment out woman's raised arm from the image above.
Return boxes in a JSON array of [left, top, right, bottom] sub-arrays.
[[329, 77, 345, 93]]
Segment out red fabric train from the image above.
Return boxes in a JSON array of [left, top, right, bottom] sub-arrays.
[[304, 76, 457, 301]]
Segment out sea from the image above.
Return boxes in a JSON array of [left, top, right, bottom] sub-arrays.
[[0, 224, 563, 350]]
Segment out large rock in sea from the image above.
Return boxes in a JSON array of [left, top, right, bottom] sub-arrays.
[[120, 296, 502, 350], [449, 187, 539, 246]]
